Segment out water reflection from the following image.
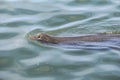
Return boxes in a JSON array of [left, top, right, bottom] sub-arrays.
[[0, 56, 14, 69]]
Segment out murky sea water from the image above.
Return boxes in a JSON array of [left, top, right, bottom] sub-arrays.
[[0, 0, 120, 80]]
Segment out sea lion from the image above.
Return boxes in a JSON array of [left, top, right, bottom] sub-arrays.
[[30, 32, 120, 44]]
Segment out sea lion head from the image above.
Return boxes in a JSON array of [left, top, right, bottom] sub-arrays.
[[30, 33, 58, 44]]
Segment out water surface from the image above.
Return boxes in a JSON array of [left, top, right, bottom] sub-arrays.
[[0, 0, 120, 80]]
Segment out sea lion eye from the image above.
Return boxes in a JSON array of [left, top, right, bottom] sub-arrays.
[[37, 35, 42, 40], [37, 35, 41, 38]]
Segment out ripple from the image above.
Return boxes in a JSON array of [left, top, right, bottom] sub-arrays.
[[0, 7, 38, 15], [84, 71, 120, 80], [0, 32, 18, 40], [111, 11, 120, 17], [0, 21, 32, 27], [97, 53, 120, 65], [40, 13, 91, 27], [0, 56, 14, 69], [88, 14, 110, 23], [67, 0, 112, 6], [24, 64, 55, 77]]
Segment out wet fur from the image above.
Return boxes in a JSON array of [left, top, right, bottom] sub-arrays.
[[30, 32, 120, 44]]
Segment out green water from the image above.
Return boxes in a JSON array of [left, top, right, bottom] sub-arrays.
[[0, 0, 120, 80]]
